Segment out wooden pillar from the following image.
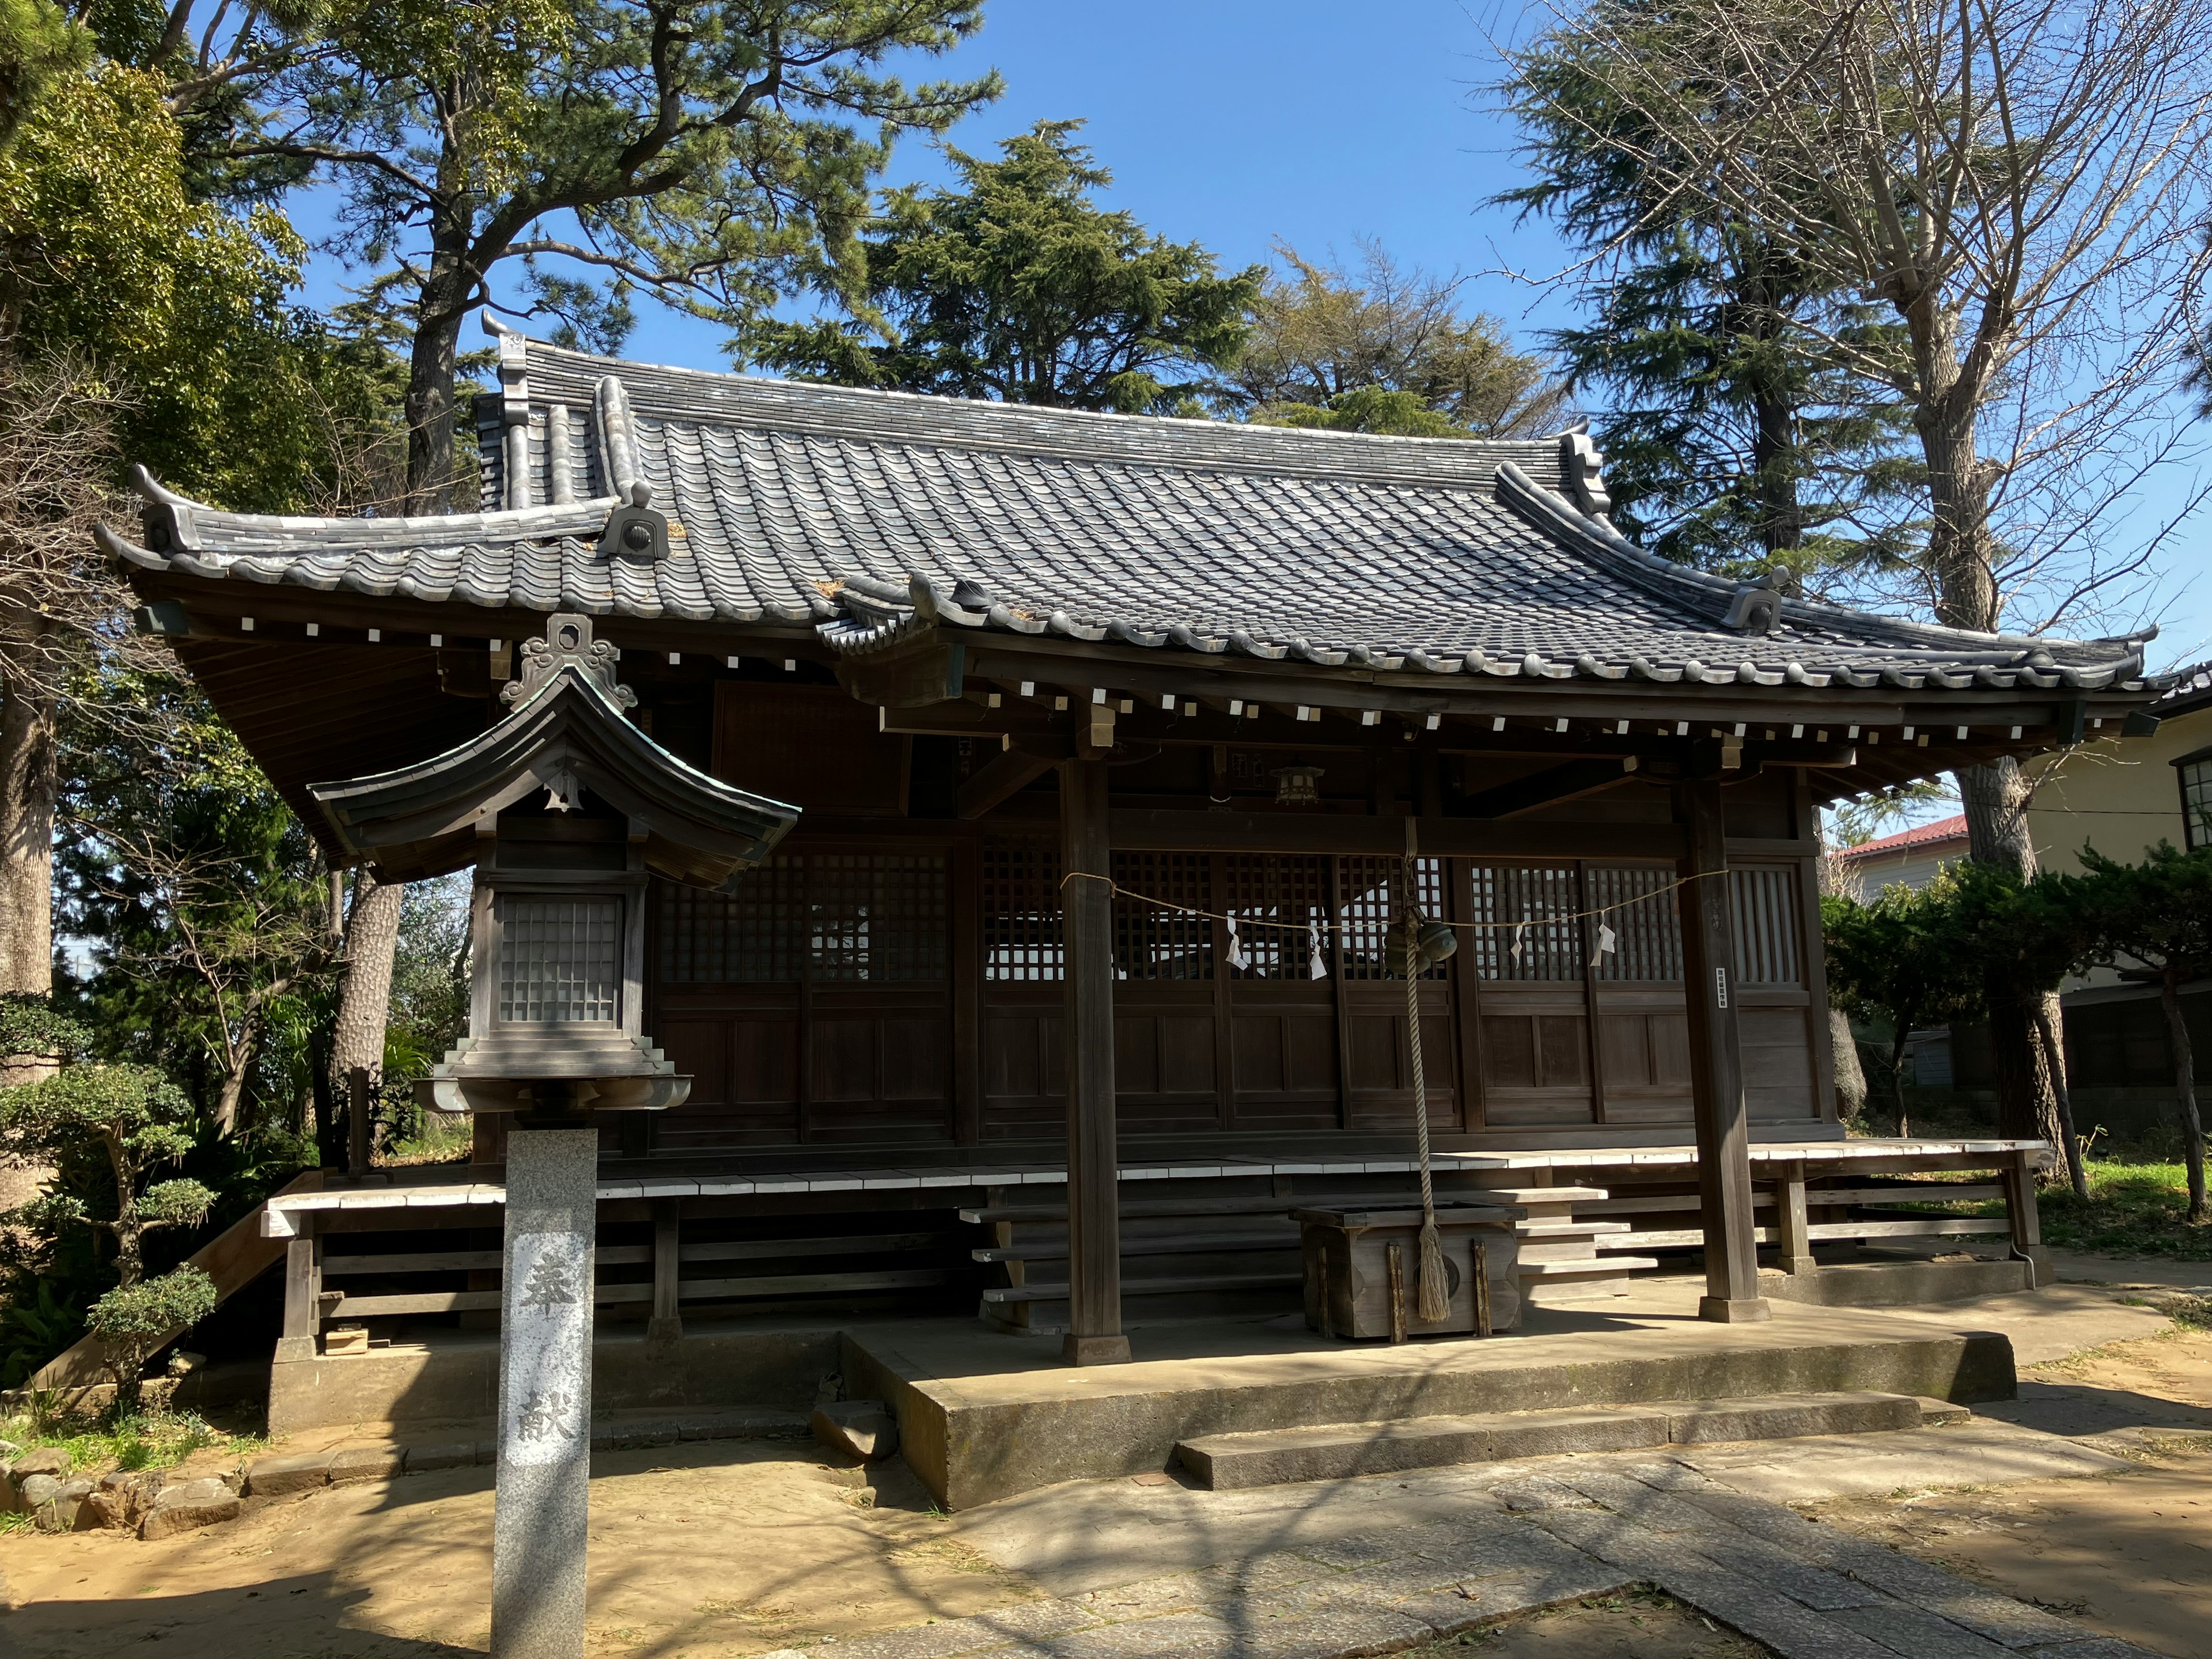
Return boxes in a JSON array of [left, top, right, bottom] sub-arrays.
[[1675, 778, 1770, 1323], [648, 1199, 683, 1341], [276, 1222, 321, 1362], [1774, 1161, 1818, 1276], [2001, 1148, 2051, 1287], [1060, 756, 1129, 1364], [347, 1065, 372, 1180]]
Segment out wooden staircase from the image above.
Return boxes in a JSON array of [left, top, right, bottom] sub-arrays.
[[961, 1183, 1649, 1333]]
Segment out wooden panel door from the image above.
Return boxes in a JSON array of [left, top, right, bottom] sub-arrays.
[[1585, 865, 1692, 1124], [652, 987, 802, 1149]]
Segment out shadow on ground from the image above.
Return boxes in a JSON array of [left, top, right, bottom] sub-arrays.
[[2, 1570, 482, 1658]]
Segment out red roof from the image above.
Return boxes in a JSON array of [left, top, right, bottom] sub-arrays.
[[1835, 813, 1969, 862]]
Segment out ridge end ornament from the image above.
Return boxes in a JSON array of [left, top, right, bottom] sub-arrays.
[[505, 612, 639, 710]]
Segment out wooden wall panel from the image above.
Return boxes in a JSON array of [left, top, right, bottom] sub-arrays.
[[1473, 984, 1594, 1127], [805, 988, 952, 1143], [651, 995, 802, 1149], [981, 991, 1065, 1140], [714, 683, 909, 813], [1742, 1004, 1818, 1120]]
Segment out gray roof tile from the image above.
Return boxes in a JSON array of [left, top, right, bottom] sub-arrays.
[[101, 324, 2158, 695]]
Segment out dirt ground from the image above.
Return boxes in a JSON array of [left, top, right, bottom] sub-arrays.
[[6, 1296, 2212, 1659], [1800, 1316, 2212, 1659], [1422, 1593, 1763, 1658], [0, 1438, 1040, 1658]]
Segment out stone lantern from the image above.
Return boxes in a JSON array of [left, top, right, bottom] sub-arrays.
[[306, 612, 796, 1659]]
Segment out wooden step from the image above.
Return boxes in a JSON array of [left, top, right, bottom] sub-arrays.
[[981, 1271, 1302, 1305], [972, 1232, 1296, 1265], [1516, 1219, 1634, 1239], [1518, 1256, 1660, 1278], [959, 1192, 1570, 1225], [1175, 1391, 1926, 1490]]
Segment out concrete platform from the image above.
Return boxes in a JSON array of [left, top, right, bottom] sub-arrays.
[[843, 1278, 2019, 1509]]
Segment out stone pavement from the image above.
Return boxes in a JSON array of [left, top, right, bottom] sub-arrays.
[[771, 1459, 2162, 1659]]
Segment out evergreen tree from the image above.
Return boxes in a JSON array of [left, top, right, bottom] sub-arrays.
[[1497, 2, 1919, 589], [748, 120, 1261, 414]]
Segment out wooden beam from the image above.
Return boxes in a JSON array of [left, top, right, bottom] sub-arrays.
[[1461, 756, 1639, 819], [1675, 778, 1771, 1323], [1773, 1162, 1817, 1276], [277, 1226, 320, 1362], [2002, 1147, 2051, 1286], [649, 1200, 682, 1342], [957, 746, 1057, 818], [1111, 809, 1686, 861], [1060, 757, 1129, 1364]]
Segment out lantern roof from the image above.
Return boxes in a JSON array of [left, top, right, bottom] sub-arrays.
[[306, 612, 797, 886]]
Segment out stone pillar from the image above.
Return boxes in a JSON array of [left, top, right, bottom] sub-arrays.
[[1674, 778, 1770, 1324], [1059, 756, 1128, 1365], [492, 1126, 599, 1659]]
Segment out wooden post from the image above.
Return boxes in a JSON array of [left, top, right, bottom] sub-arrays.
[[1675, 777, 1771, 1323], [1775, 1161, 1818, 1277], [346, 1066, 372, 1181], [1060, 755, 1129, 1364], [276, 1222, 320, 1362], [648, 1199, 683, 1342], [2001, 1148, 2051, 1287]]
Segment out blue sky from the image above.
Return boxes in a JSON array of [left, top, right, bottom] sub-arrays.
[[287, 0, 2209, 669]]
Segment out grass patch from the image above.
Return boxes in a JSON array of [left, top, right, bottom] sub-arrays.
[[1, 1407, 264, 1475], [1883, 1158, 2211, 1259]]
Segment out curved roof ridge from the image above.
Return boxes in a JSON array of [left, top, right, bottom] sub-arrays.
[[488, 319, 1576, 493], [1495, 461, 2149, 669], [127, 463, 618, 555]]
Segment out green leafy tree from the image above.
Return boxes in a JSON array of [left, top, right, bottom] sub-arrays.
[[58, 669, 341, 1138], [1822, 880, 1979, 1136], [1498, 1, 1918, 588], [2067, 843, 2212, 1222], [0, 995, 217, 1408], [0, 0, 86, 145], [248, 0, 1001, 506], [749, 119, 1261, 414], [1943, 861, 2092, 1198], [1227, 240, 1570, 438]]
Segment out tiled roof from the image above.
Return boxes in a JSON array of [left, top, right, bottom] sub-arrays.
[[99, 319, 2161, 696], [1834, 814, 1971, 862]]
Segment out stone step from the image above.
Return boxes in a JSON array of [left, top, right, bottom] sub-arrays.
[[1175, 1391, 1927, 1490]]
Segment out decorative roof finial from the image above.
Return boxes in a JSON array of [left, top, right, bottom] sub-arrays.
[[505, 612, 638, 709]]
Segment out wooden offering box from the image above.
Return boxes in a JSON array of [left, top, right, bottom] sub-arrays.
[[1294, 1205, 1523, 1341]]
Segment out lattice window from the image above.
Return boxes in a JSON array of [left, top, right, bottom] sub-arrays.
[[982, 836, 1063, 982], [1730, 866, 1803, 986], [1467, 865, 1582, 982], [1334, 856, 1446, 980], [498, 896, 619, 1021], [657, 857, 804, 983], [810, 853, 948, 982], [1585, 865, 1683, 982], [1111, 852, 1213, 980], [2183, 754, 2212, 850], [1218, 855, 1330, 979]]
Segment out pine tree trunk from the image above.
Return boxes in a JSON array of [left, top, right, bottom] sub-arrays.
[[2033, 998, 2089, 1201], [1829, 1005, 1867, 1120], [2161, 963, 2207, 1223], [329, 869, 404, 1124], [0, 631, 55, 1000]]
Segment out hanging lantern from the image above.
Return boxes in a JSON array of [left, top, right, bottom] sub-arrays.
[[1272, 763, 1325, 806]]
